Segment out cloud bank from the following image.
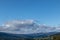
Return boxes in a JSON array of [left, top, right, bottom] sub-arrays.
[[0, 20, 60, 34]]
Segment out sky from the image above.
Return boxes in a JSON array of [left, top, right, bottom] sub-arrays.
[[0, 0, 60, 26]]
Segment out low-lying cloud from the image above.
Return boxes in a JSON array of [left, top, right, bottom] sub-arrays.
[[0, 20, 60, 34]]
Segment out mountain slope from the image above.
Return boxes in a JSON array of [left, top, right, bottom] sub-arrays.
[[0, 32, 59, 38]]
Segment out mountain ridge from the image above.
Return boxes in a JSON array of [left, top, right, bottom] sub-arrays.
[[0, 31, 59, 38]]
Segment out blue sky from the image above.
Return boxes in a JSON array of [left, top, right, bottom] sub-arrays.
[[0, 0, 60, 26]]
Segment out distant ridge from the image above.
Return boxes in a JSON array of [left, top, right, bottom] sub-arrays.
[[0, 32, 59, 38]]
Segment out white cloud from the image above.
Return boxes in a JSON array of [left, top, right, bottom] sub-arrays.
[[0, 19, 60, 34]]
